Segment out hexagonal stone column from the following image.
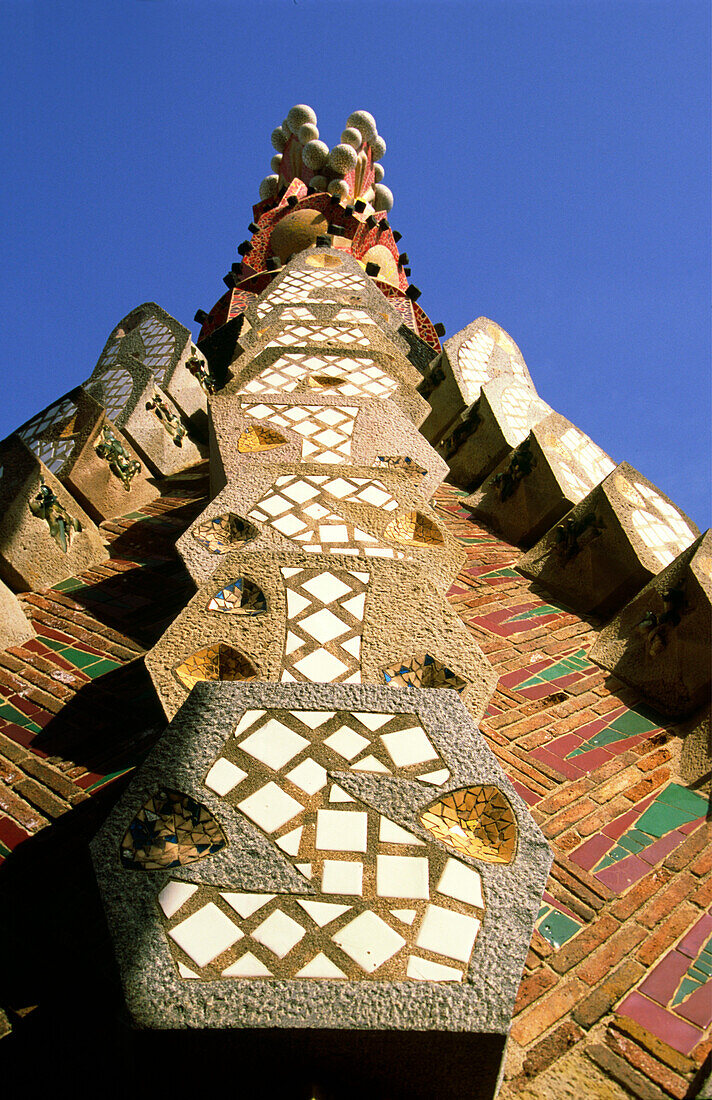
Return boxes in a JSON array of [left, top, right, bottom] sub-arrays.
[[464, 412, 615, 548], [590, 530, 711, 717], [0, 436, 108, 591], [90, 682, 551, 1100], [517, 463, 699, 619]]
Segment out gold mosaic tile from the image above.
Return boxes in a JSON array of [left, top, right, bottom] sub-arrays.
[[384, 511, 444, 547], [173, 644, 258, 691], [382, 653, 467, 693], [420, 786, 517, 863], [237, 424, 288, 453], [120, 788, 226, 869], [192, 513, 258, 554], [206, 579, 268, 615]]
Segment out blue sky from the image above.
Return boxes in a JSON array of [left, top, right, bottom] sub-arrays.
[[2, 0, 710, 525]]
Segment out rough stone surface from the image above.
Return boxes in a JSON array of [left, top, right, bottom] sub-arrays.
[[0, 436, 108, 592], [518, 463, 700, 619], [590, 530, 711, 717], [0, 578, 35, 648]]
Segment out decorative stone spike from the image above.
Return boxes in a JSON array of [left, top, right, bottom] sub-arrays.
[[590, 530, 711, 717], [0, 576, 34, 649], [518, 463, 700, 618]]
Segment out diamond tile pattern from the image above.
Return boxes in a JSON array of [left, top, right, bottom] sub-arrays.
[[280, 566, 369, 684], [237, 354, 399, 400], [244, 403, 358, 463]]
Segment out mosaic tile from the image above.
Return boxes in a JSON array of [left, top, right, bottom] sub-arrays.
[[192, 513, 258, 554], [376, 455, 427, 477], [383, 511, 444, 547], [420, 786, 517, 863], [244, 402, 358, 463], [237, 353, 399, 402], [535, 904, 583, 949], [237, 423, 289, 453], [173, 644, 258, 691], [382, 653, 467, 693], [206, 578, 268, 615], [280, 566, 369, 684], [120, 789, 226, 870]]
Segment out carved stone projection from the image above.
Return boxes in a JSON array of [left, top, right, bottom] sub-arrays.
[[590, 530, 711, 718], [518, 463, 700, 619], [418, 317, 536, 446], [85, 352, 205, 477], [14, 386, 159, 523], [0, 576, 35, 648], [464, 411, 616, 548], [438, 374, 552, 492], [145, 552, 497, 720], [90, 302, 210, 439], [0, 436, 107, 591], [90, 682, 551, 1100]]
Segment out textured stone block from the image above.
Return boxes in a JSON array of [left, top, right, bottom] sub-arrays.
[[464, 412, 615, 548], [15, 387, 160, 523], [85, 354, 206, 477], [0, 436, 108, 592], [208, 391, 448, 499], [590, 531, 712, 717], [175, 466, 465, 589], [90, 682, 552, 1098], [518, 463, 700, 619], [419, 317, 535, 445], [0, 577, 34, 648], [145, 551, 497, 720], [91, 302, 209, 438], [438, 374, 552, 491]]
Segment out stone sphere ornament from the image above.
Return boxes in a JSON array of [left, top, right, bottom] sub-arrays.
[[270, 155, 282, 174], [298, 123, 319, 144], [374, 164, 385, 183], [270, 128, 288, 153], [341, 127, 363, 150], [373, 183, 394, 211], [287, 104, 317, 135], [327, 179, 350, 201], [309, 175, 328, 192], [328, 143, 358, 175], [302, 139, 329, 169], [259, 174, 280, 201], [370, 135, 387, 162], [347, 110, 378, 144]]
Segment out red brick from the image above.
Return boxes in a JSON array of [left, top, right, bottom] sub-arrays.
[[610, 868, 671, 920], [590, 771, 638, 805], [611, 1017, 697, 1075], [689, 844, 712, 877], [13, 775, 70, 819], [535, 778, 594, 815], [606, 1029, 692, 1099], [0, 732, 29, 765], [638, 872, 698, 929], [572, 959, 645, 1027], [586, 1042, 672, 1100], [550, 913, 620, 975], [624, 767, 671, 802], [637, 902, 702, 965], [555, 855, 614, 902], [636, 747, 672, 772], [575, 795, 633, 836], [578, 923, 648, 986], [0, 782, 47, 832], [690, 876, 712, 908], [510, 978, 586, 1047], [557, 831, 584, 853], [521, 1020, 584, 1078], [664, 825, 710, 872], [16, 754, 86, 803], [542, 798, 598, 839], [513, 968, 558, 1014]]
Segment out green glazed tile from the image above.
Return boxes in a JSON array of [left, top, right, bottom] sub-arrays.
[[537, 910, 581, 949], [618, 833, 646, 854], [596, 845, 629, 870], [693, 957, 712, 977], [625, 828, 654, 849], [673, 977, 704, 1006], [609, 710, 659, 736], [83, 659, 121, 679], [656, 783, 708, 816], [589, 728, 629, 748], [0, 702, 41, 733], [535, 904, 552, 924], [61, 647, 104, 669], [636, 801, 696, 839]]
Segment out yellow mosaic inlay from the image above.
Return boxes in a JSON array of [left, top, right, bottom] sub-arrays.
[[420, 786, 517, 863], [173, 644, 258, 691], [307, 373, 346, 389], [120, 788, 226, 870], [192, 513, 258, 554], [305, 253, 343, 269], [384, 511, 444, 547], [237, 424, 288, 453]]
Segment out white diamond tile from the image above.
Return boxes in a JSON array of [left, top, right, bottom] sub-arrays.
[[275, 826, 303, 856], [238, 782, 304, 833], [158, 881, 198, 919], [406, 956, 463, 982], [234, 709, 265, 735], [293, 649, 349, 681], [380, 726, 438, 767], [415, 904, 481, 963], [323, 725, 371, 760], [379, 818, 425, 846], [299, 608, 351, 644], [315, 809, 368, 852], [331, 911, 406, 974], [376, 854, 430, 899], [205, 758, 248, 795], [290, 710, 335, 728], [351, 755, 391, 774], [285, 757, 327, 795], [168, 902, 243, 968], [329, 784, 355, 803], [352, 713, 393, 730], [222, 952, 273, 977], [391, 908, 417, 925], [296, 899, 352, 927], [300, 572, 353, 603], [239, 719, 309, 770], [436, 859, 485, 908], [220, 893, 275, 919], [295, 953, 347, 978], [252, 909, 306, 958]]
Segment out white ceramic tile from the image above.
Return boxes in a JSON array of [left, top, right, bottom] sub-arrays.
[[158, 881, 198, 919], [296, 862, 313, 879], [296, 899, 352, 927], [340, 592, 366, 619], [340, 636, 361, 659], [275, 826, 303, 856], [406, 956, 463, 982], [417, 768, 451, 785], [239, 719, 309, 771], [286, 590, 312, 616], [379, 818, 425, 846], [390, 908, 417, 925], [315, 809, 368, 852], [238, 782, 304, 833], [415, 904, 481, 963], [285, 631, 304, 655], [177, 962, 199, 979], [204, 758, 248, 795], [272, 513, 308, 537], [352, 712, 394, 730], [436, 858, 485, 908], [323, 725, 371, 760], [234, 709, 265, 735], [290, 710, 335, 728], [376, 854, 430, 899], [252, 909, 306, 958], [300, 571, 353, 603], [380, 725, 438, 767], [293, 649, 349, 681], [329, 784, 355, 803], [221, 952, 273, 977], [295, 953, 347, 978], [351, 754, 391, 774], [168, 902, 243, 969], [219, 892, 275, 919], [318, 524, 349, 543], [331, 911, 405, 974], [299, 608, 351, 644], [321, 860, 363, 895], [280, 755, 324, 794]]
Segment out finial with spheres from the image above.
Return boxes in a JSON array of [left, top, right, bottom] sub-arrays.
[[259, 105, 393, 213]]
